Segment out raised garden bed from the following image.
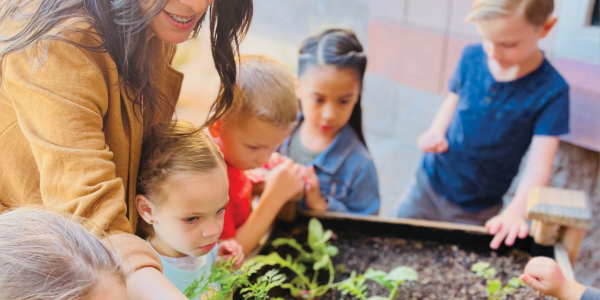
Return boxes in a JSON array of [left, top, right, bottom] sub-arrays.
[[254, 213, 557, 299], [185, 211, 574, 299]]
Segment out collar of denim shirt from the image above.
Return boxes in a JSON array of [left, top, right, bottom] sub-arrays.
[[279, 113, 357, 175]]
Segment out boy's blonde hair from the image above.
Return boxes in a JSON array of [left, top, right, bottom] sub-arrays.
[[0, 208, 125, 300], [467, 0, 554, 26], [224, 55, 298, 128], [136, 120, 226, 238]]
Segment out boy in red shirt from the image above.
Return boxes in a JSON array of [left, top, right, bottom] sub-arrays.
[[209, 55, 305, 254]]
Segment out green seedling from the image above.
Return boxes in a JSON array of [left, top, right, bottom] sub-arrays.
[[184, 258, 267, 299], [240, 269, 286, 300], [362, 266, 419, 300], [254, 218, 339, 298], [471, 262, 526, 300], [338, 271, 369, 299]]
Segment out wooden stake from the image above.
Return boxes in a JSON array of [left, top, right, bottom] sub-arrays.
[[526, 187, 591, 266], [561, 227, 586, 266]]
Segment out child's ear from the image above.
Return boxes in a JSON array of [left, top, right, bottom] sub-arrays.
[[208, 119, 222, 138], [540, 16, 558, 38], [136, 194, 156, 224]]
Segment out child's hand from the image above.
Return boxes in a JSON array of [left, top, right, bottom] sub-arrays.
[[304, 166, 328, 211], [417, 131, 448, 153], [485, 210, 529, 249], [520, 257, 587, 300], [266, 152, 286, 169], [216, 240, 245, 270], [264, 159, 306, 205]]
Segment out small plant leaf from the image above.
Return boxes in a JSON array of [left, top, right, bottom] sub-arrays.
[[308, 218, 324, 247], [313, 254, 330, 270], [487, 279, 502, 296], [272, 238, 305, 253], [471, 262, 491, 273], [312, 229, 333, 248], [385, 266, 419, 283], [507, 277, 525, 288], [363, 268, 392, 289], [483, 268, 497, 279], [281, 283, 302, 297], [326, 245, 339, 256]]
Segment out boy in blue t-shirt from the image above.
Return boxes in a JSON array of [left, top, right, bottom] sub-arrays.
[[394, 0, 569, 250]]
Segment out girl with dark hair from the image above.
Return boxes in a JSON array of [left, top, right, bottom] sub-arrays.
[[279, 28, 380, 215], [0, 0, 251, 298]]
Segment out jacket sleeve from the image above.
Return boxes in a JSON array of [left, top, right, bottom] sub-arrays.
[[327, 159, 381, 215], [580, 287, 600, 300], [3, 39, 161, 274]]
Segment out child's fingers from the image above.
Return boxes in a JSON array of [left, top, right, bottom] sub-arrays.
[[436, 139, 449, 153], [520, 274, 546, 292], [504, 224, 520, 246], [485, 218, 501, 234], [490, 224, 509, 249], [518, 223, 529, 239]]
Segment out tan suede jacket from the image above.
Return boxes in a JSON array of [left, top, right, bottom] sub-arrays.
[[0, 20, 183, 275]]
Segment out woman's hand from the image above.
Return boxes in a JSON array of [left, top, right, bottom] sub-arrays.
[[217, 240, 245, 270], [304, 166, 328, 212], [520, 257, 587, 300]]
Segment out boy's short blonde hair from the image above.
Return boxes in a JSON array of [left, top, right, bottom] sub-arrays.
[[467, 0, 554, 26], [224, 55, 298, 128]]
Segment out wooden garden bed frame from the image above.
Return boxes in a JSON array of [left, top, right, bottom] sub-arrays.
[[268, 186, 591, 280]]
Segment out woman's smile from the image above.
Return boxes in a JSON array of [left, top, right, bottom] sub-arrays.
[[162, 10, 197, 30]]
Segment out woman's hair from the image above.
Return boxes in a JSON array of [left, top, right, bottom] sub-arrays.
[[467, 0, 554, 26], [224, 55, 298, 128], [297, 29, 367, 146], [136, 120, 226, 238], [0, 208, 125, 300], [0, 0, 252, 133]]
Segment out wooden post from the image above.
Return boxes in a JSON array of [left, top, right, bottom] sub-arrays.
[[526, 187, 591, 266]]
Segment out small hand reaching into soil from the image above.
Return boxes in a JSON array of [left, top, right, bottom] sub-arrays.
[[520, 257, 587, 300], [485, 209, 529, 249]]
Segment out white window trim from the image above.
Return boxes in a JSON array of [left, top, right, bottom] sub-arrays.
[[554, 0, 600, 63]]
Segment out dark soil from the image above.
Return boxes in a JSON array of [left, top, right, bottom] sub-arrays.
[[251, 222, 557, 300]]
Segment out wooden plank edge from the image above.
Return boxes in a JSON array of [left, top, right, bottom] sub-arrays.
[[554, 243, 575, 281], [298, 210, 489, 235]]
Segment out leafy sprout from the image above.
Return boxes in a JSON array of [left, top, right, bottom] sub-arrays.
[[471, 261, 526, 300]]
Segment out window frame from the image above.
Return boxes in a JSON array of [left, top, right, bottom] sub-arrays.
[[554, 0, 600, 63]]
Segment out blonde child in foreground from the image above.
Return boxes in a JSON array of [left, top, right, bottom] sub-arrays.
[[209, 55, 306, 254], [395, 0, 569, 250], [135, 121, 244, 299], [521, 257, 599, 300], [0, 208, 127, 300]]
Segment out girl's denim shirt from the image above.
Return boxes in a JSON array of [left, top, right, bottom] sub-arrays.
[[279, 124, 381, 215]]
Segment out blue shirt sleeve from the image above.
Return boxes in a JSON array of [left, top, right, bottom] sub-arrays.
[[534, 86, 569, 136], [581, 287, 600, 300], [326, 160, 380, 215], [448, 47, 469, 94]]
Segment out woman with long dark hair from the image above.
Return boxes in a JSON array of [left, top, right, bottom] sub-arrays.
[[0, 0, 251, 298]]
